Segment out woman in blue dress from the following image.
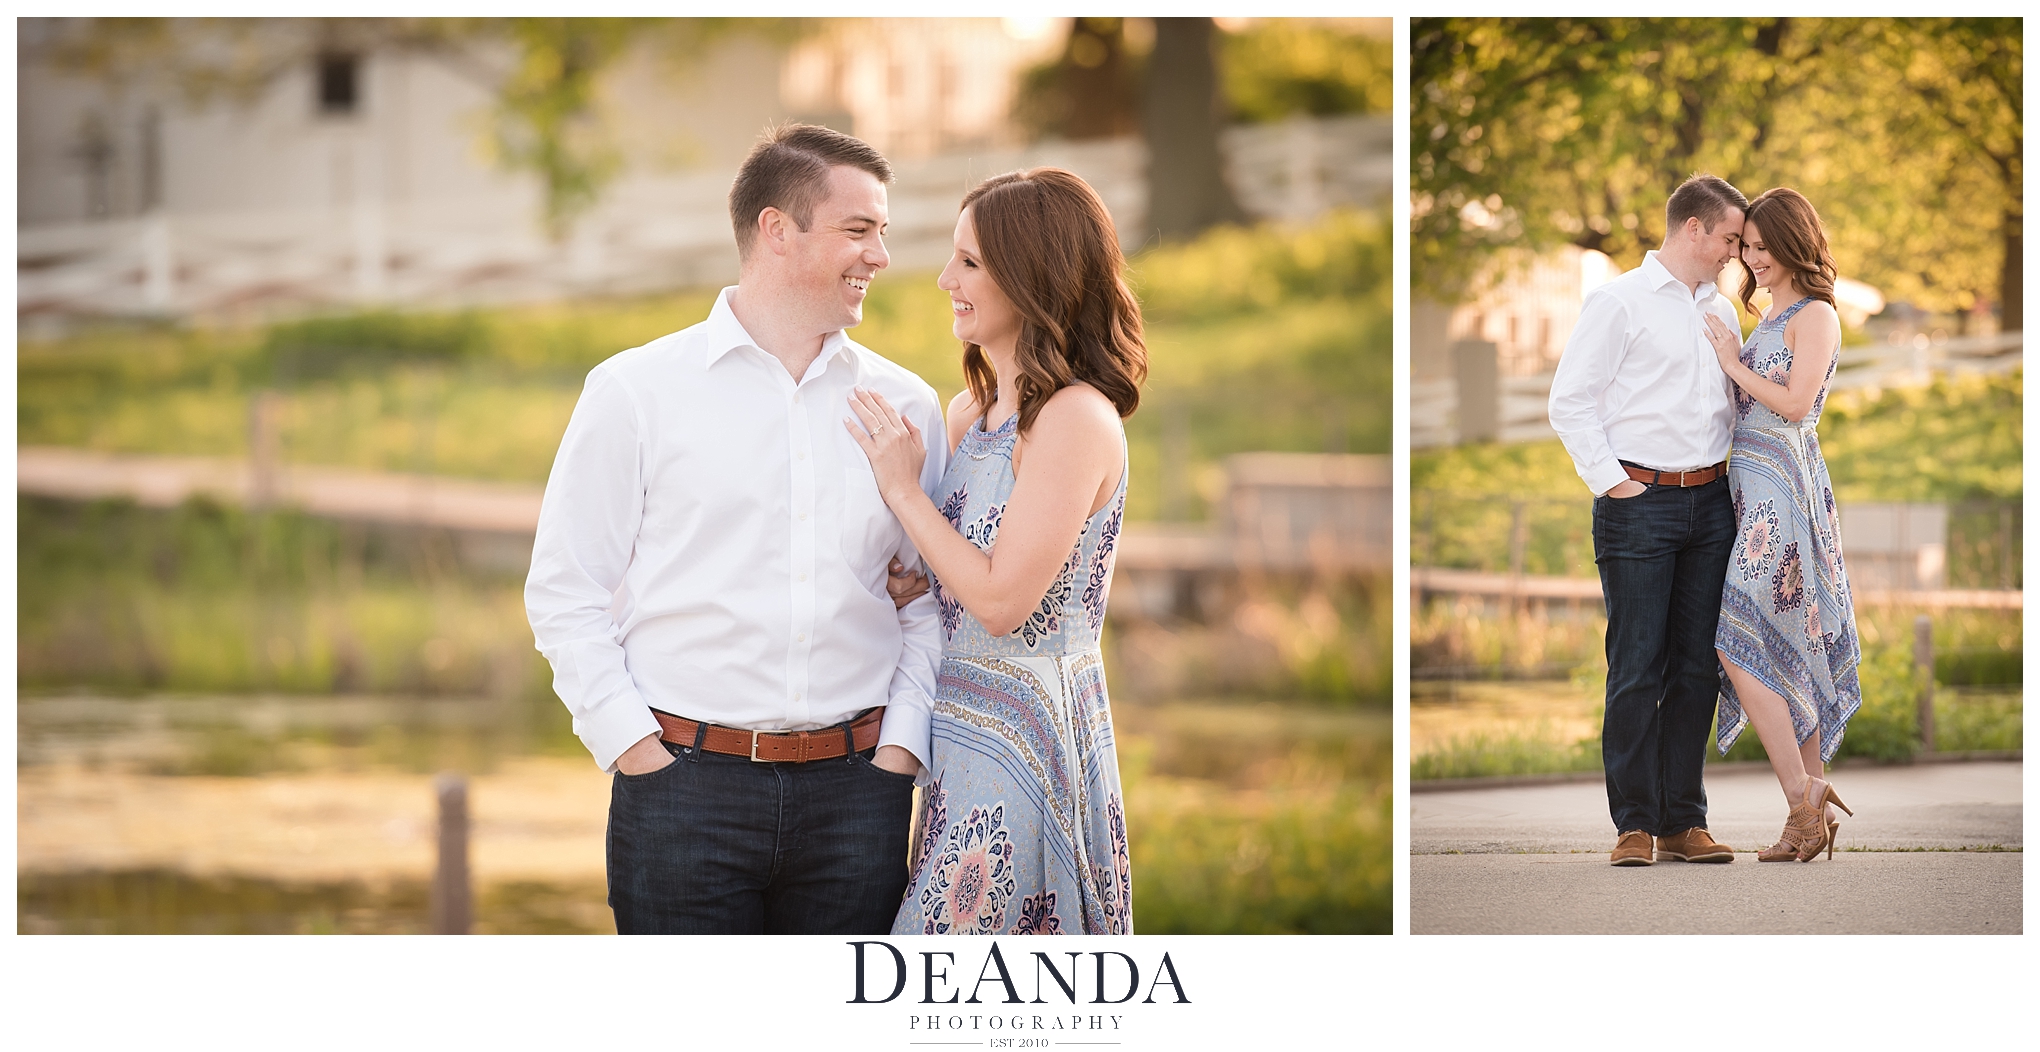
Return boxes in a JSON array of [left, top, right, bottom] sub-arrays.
[[1702, 187, 1860, 863], [846, 168, 1145, 933]]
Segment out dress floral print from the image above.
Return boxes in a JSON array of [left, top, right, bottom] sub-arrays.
[[892, 412, 1133, 935], [1715, 297, 1862, 762], [918, 803, 1017, 935], [1735, 498, 1780, 584]]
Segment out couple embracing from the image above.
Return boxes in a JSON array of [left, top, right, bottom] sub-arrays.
[[526, 124, 1141, 934], [1551, 174, 1863, 868]]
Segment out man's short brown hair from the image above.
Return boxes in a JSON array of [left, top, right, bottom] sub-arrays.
[[1665, 173, 1749, 235], [728, 123, 893, 260]]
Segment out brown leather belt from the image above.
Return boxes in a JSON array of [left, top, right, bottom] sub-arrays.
[[652, 707, 884, 763], [1622, 460, 1728, 487]]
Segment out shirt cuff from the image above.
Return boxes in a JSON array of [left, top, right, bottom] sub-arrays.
[[1584, 459, 1631, 497], [578, 698, 664, 774], [876, 692, 934, 787]]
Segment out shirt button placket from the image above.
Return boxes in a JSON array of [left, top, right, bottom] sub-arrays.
[[787, 382, 816, 728]]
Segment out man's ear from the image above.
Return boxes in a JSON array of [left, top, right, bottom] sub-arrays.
[[755, 206, 793, 257]]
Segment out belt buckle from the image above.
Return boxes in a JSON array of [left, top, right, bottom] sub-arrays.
[[750, 730, 770, 763], [1677, 469, 1692, 486]]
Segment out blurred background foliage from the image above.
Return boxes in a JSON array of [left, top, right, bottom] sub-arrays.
[[1415, 371, 2022, 511], [1411, 17, 2022, 326], [20, 213, 1390, 511], [1014, 17, 1391, 142]]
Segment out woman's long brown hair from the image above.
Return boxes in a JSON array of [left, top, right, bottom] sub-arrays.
[[1738, 187, 1838, 317], [957, 168, 1147, 433]]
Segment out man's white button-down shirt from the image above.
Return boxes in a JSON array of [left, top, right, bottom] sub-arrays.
[[526, 287, 947, 774], [1548, 251, 1740, 496]]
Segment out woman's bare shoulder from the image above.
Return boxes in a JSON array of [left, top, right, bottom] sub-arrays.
[[1029, 384, 1124, 448], [1788, 299, 1841, 339], [1041, 382, 1120, 423]]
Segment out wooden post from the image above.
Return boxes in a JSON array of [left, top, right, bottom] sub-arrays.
[[431, 773, 472, 934], [248, 390, 282, 508], [1506, 501, 1528, 619], [1914, 615, 1935, 754], [2000, 504, 2014, 590], [1161, 402, 1190, 522]]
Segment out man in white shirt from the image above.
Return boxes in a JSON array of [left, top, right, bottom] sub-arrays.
[[525, 124, 945, 932], [1548, 174, 1749, 868]]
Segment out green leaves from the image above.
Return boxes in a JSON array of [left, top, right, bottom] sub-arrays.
[[486, 18, 639, 240], [1413, 18, 2022, 319], [1222, 20, 1392, 122]]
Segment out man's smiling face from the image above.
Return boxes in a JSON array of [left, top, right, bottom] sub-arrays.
[[785, 164, 891, 332], [1697, 208, 1745, 274]]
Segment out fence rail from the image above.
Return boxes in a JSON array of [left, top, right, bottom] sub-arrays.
[[1413, 566, 2023, 610]]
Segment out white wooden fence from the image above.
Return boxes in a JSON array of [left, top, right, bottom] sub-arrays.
[[19, 116, 1389, 323]]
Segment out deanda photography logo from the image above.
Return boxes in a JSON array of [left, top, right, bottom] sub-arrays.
[[847, 941, 1190, 1040]]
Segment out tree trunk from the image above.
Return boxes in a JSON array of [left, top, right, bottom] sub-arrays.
[[1142, 17, 1246, 243], [2001, 208, 2022, 333]]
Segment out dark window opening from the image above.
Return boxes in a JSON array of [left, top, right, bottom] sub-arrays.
[[318, 52, 359, 115]]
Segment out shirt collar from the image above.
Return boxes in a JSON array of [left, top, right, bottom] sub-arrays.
[[1640, 251, 1680, 291], [702, 286, 855, 373], [1641, 251, 1717, 302]]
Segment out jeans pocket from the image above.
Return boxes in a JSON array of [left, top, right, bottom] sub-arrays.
[[854, 750, 920, 786], [615, 741, 689, 783], [1593, 489, 1652, 559]]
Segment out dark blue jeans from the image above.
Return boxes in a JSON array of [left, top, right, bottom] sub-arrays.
[[1591, 474, 1735, 837], [606, 735, 916, 934]]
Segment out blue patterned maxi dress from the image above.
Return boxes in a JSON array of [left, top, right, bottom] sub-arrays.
[[1715, 297, 1862, 761], [891, 412, 1132, 935]]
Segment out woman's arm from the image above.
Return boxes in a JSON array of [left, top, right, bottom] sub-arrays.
[[848, 385, 1120, 637], [1704, 304, 1839, 424]]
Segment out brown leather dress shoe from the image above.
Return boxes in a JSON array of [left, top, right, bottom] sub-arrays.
[[1655, 827, 1734, 862], [1610, 829, 1655, 866]]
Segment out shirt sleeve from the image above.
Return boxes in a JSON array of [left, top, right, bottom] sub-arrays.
[[874, 384, 949, 783], [1547, 287, 1634, 496], [524, 366, 662, 773]]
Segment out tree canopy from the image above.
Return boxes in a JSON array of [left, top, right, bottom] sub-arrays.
[[1412, 18, 2021, 327]]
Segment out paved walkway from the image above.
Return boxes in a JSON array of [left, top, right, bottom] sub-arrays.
[[1412, 761, 2022, 934]]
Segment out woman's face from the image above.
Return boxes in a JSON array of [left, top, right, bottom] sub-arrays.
[[1740, 216, 1785, 293], [937, 207, 1021, 352]]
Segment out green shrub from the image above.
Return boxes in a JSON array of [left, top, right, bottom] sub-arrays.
[[1127, 777, 1390, 934], [256, 310, 490, 382], [1936, 691, 2024, 752], [1411, 726, 1600, 780], [1130, 210, 1389, 322]]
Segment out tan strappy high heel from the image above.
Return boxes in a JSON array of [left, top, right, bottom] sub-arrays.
[[1759, 776, 1845, 862]]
